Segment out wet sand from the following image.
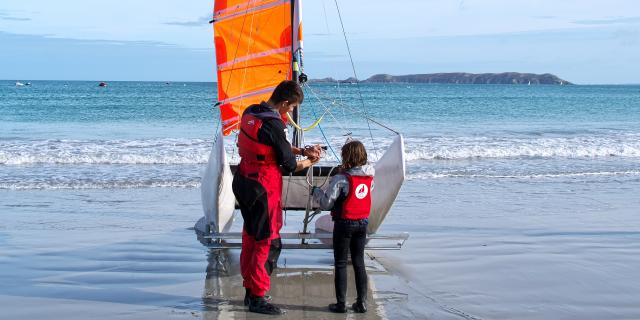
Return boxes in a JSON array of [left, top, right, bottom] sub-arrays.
[[3, 180, 640, 319], [0, 229, 456, 319], [0, 188, 456, 319]]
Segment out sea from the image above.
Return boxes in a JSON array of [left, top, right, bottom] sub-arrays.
[[1, 80, 640, 319]]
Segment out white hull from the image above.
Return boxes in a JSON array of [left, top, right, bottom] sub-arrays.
[[368, 134, 406, 233], [198, 130, 235, 234]]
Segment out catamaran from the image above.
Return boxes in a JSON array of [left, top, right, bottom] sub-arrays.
[[195, 0, 408, 250]]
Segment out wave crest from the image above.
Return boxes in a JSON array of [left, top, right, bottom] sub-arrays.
[[2, 135, 640, 166], [402, 136, 640, 161]]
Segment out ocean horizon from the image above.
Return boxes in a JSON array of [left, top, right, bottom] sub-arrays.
[[5, 78, 640, 85]]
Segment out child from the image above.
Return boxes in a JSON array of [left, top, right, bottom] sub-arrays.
[[312, 140, 374, 313]]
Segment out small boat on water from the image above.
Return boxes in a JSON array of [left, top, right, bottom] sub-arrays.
[[15, 81, 30, 86], [98, 82, 108, 87]]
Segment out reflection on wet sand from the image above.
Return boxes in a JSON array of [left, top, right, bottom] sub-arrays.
[[201, 249, 385, 319]]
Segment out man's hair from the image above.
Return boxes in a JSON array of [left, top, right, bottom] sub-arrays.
[[341, 140, 368, 170], [269, 80, 304, 104]]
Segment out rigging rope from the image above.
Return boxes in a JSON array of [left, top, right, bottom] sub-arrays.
[[303, 84, 344, 161], [220, 5, 251, 125], [304, 83, 399, 135], [285, 112, 325, 132], [212, 109, 222, 143], [333, 0, 379, 160], [303, 84, 351, 136], [326, 99, 400, 135], [308, 98, 340, 161]]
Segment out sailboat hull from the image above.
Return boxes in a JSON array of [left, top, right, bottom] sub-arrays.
[[198, 130, 235, 235], [198, 134, 405, 243]]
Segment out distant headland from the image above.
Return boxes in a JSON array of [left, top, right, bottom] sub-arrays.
[[311, 73, 572, 85]]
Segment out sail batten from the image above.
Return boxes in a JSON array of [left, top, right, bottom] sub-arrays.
[[218, 47, 291, 70], [218, 87, 277, 105], [215, 0, 290, 22]]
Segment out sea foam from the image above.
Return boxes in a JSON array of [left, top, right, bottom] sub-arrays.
[[2, 135, 640, 166]]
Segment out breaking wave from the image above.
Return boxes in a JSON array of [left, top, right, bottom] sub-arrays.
[[402, 135, 640, 161], [0, 180, 201, 190], [0, 138, 212, 165], [2, 135, 640, 166], [407, 170, 640, 180]]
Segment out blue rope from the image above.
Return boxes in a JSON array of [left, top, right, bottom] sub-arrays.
[[318, 122, 340, 162], [309, 95, 340, 162]]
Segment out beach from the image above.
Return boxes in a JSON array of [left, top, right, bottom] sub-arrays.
[[2, 81, 640, 319], [0, 188, 460, 319], [3, 182, 639, 319]]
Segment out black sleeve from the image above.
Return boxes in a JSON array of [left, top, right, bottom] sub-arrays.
[[257, 119, 297, 173]]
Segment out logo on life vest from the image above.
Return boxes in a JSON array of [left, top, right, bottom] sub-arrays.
[[355, 183, 368, 199], [248, 119, 255, 125]]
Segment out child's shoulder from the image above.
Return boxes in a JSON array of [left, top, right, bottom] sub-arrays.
[[331, 172, 348, 181], [347, 165, 375, 177], [361, 164, 375, 176]]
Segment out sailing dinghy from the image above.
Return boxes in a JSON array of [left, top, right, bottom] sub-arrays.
[[195, 0, 408, 250]]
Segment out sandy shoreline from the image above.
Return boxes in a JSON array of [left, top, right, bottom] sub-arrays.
[[3, 181, 640, 319], [0, 226, 457, 319]]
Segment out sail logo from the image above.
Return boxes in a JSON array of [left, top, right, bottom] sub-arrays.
[[355, 183, 368, 199]]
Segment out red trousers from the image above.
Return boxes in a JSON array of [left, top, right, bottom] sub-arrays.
[[237, 161, 283, 297]]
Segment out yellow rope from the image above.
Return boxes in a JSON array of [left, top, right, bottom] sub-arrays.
[[286, 112, 324, 132]]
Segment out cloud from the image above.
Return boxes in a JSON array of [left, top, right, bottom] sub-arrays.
[[532, 15, 556, 20], [303, 51, 345, 59], [0, 11, 31, 21], [1, 16, 31, 21], [612, 28, 640, 46], [0, 31, 214, 81], [307, 33, 335, 36], [573, 16, 640, 25], [163, 15, 211, 27]]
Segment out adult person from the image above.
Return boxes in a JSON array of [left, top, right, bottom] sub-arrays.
[[232, 80, 322, 315]]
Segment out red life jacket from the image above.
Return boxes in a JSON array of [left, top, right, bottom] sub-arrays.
[[332, 173, 373, 220], [237, 105, 283, 164]]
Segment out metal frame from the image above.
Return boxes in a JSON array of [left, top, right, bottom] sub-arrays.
[[200, 232, 409, 250]]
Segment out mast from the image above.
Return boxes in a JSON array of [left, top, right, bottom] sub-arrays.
[[291, 0, 303, 148], [292, 0, 313, 242]]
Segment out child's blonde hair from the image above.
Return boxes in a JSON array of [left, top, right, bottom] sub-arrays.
[[341, 140, 367, 170]]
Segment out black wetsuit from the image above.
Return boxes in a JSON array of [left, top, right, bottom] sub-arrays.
[[252, 102, 297, 174]]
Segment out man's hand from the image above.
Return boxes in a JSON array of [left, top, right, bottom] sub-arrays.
[[303, 144, 323, 162]]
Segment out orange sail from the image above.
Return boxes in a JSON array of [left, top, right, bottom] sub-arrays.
[[213, 0, 303, 135]]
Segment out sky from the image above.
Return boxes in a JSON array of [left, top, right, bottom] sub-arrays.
[[1, 0, 639, 84]]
